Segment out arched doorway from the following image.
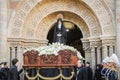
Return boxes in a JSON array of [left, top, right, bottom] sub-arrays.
[[47, 21, 85, 58]]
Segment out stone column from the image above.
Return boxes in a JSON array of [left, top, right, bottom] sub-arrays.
[[102, 45, 108, 59], [81, 38, 91, 62], [101, 36, 115, 59], [0, 0, 8, 62], [90, 46, 96, 69], [97, 47, 102, 64], [17, 46, 23, 68], [109, 46, 114, 56], [116, 0, 120, 58], [89, 38, 101, 69], [12, 47, 15, 60]]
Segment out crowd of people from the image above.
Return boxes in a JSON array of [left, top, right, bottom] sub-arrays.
[[0, 53, 119, 80], [0, 58, 23, 80], [100, 54, 119, 80], [73, 60, 93, 80], [74, 53, 119, 80]]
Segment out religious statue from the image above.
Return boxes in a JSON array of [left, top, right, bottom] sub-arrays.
[[53, 18, 67, 44]]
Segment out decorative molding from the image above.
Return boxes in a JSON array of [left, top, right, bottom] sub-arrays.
[[102, 39, 115, 46], [8, 0, 104, 39], [7, 38, 48, 47], [82, 0, 115, 36], [8, 0, 115, 41]]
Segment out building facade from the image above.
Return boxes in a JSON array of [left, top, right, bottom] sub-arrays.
[[0, 0, 120, 70]]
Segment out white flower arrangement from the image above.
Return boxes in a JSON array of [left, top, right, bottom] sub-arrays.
[[24, 42, 84, 60]]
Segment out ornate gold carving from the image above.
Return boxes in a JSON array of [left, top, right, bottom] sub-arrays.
[[59, 50, 72, 64], [23, 49, 78, 67], [24, 68, 74, 80], [24, 50, 39, 64], [23, 49, 76, 80], [40, 55, 58, 64]]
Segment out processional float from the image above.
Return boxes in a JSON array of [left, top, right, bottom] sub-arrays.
[[23, 43, 83, 80]]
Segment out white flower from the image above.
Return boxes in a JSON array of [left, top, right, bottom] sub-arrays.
[[24, 42, 83, 59]]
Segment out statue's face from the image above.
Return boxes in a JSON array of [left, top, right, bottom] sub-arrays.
[[58, 20, 62, 25]]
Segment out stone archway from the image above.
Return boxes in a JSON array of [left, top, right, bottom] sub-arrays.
[[8, 0, 102, 38], [8, 0, 115, 37], [7, 0, 115, 69], [35, 11, 89, 39]]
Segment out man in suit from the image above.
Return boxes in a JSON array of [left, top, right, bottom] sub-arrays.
[[75, 60, 88, 80], [9, 58, 23, 80], [0, 62, 10, 80], [85, 62, 93, 80]]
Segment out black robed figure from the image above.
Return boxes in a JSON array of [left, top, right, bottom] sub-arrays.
[[53, 18, 67, 44], [53, 18, 72, 79]]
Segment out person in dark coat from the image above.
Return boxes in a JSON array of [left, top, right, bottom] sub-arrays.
[[0, 70, 5, 80], [0, 62, 5, 80], [85, 62, 93, 80], [74, 60, 88, 80], [0, 71, 3, 80], [0, 62, 10, 80], [53, 18, 67, 44], [94, 64, 103, 80], [9, 58, 23, 80]]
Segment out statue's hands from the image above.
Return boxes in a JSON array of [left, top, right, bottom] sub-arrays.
[[57, 33, 62, 37]]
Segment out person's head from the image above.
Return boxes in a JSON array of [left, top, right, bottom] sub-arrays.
[[96, 64, 102, 69], [107, 57, 116, 68], [12, 58, 18, 66], [85, 62, 90, 67], [107, 54, 120, 68], [76, 60, 83, 68], [108, 62, 116, 68], [3, 62, 8, 68]]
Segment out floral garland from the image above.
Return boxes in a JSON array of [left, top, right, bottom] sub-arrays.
[[25, 43, 84, 60]]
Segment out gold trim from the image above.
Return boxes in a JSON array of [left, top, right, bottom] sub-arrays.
[[24, 68, 75, 80]]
